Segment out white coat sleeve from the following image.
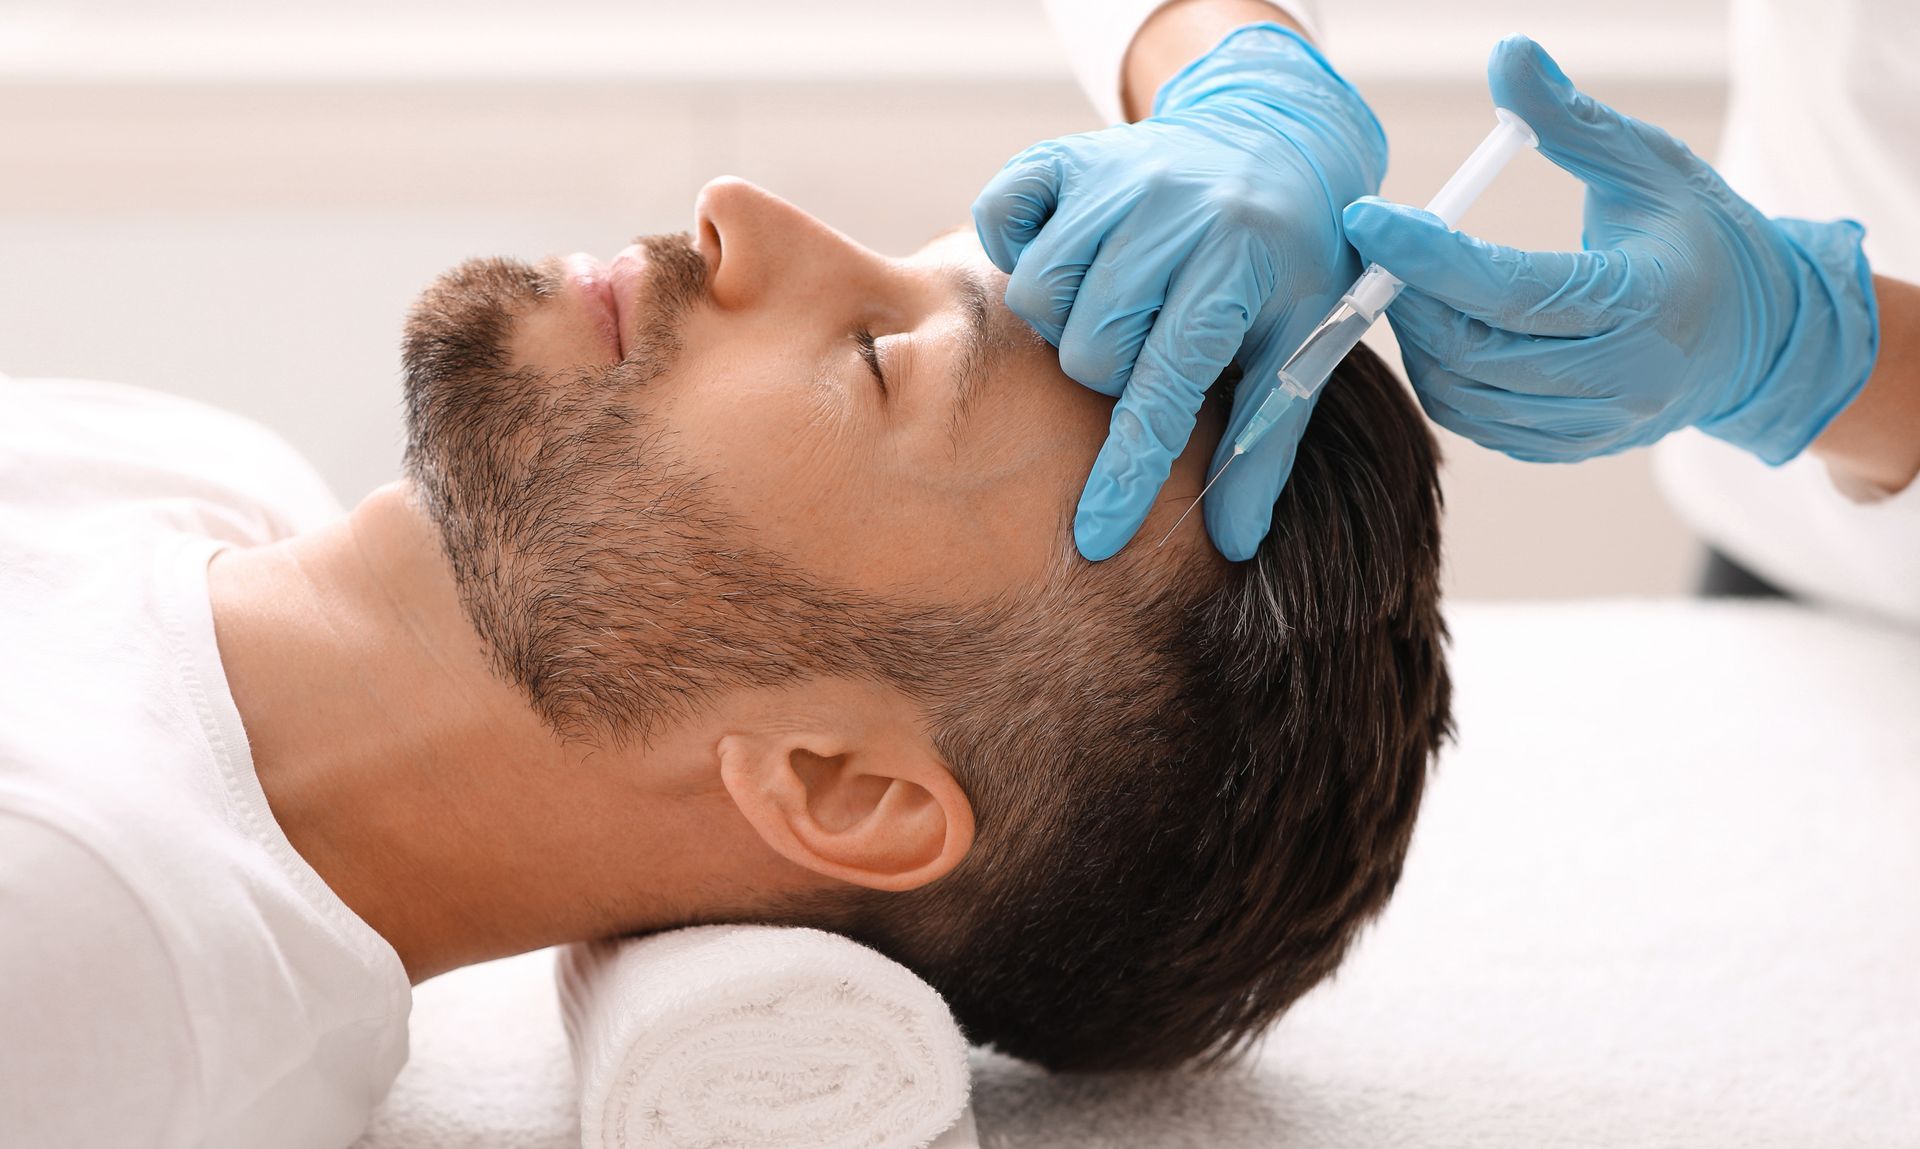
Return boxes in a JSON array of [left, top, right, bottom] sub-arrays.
[[1042, 0, 1324, 123], [0, 808, 199, 1148]]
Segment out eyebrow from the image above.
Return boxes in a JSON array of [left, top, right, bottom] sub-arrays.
[[944, 265, 1001, 448]]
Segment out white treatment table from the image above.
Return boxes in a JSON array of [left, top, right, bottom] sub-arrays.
[[355, 601, 1920, 1149]]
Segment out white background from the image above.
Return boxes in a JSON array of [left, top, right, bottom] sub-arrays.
[[0, 0, 1731, 598]]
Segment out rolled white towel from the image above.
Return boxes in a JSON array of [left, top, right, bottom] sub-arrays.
[[556, 925, 972, 1149]]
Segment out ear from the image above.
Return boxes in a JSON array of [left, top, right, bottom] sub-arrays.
[[716, 697, 974, 894]]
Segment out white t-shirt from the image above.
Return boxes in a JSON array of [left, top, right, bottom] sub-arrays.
[[0, 375, 412, 1148]]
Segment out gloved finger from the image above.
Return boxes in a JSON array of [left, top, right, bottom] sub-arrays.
[[1486, 35, 1704, 205], [1400, 340, 1593, 462], [1202, 382, 1314, 562], [1419, 387, 1576, 463], [971, 142, 1066, 276], [1345, 198, 1642, 337], [1381, 286, 1502, 367], [1074, 239, 1258, 561], [1387, 288, 1627, 402], [1418, 364, 1605, 429], [999, 187, 1125, 348], [1056, 214, 1232, 397]]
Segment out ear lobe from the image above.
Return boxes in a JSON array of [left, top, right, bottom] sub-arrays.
[[718, 729, 974, 895]]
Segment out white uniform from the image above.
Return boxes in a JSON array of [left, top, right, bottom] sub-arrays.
[[1654, 0, 1920, 624], [0, 376, 411, 1148], [1045, 0, 1920, 624]]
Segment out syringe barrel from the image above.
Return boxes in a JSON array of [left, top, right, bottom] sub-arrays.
[[1421, 108, 1538, 229]]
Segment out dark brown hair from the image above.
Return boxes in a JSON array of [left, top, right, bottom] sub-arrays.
[[783, 342, 1451, 1071]]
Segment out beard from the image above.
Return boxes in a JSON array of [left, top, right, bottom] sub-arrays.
[[397, 231, 782, 747]]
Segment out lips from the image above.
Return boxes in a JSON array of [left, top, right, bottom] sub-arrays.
[[606, 244, 647, 357], [562, 252, 624, 361]]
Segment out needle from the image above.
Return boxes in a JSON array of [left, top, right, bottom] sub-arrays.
[[1154, 447, 1241, 548]]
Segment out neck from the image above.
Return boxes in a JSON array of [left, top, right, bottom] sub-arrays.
[[206, 482, 780, 982]]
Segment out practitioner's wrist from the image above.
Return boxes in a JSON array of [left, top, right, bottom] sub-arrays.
[[1151, 22, 1388, 207], [1121, 0, 1313, 121]]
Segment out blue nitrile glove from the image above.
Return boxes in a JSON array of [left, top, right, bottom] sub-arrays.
[[971, 23, 1386, 561], [1342, 36, 1879, 467]]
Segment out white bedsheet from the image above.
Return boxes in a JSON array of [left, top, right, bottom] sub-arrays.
[[354, 601, 1920, 1149]]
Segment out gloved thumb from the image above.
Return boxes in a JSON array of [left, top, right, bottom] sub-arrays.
[[971, 144, 1065, 276], [1486, 35, 1694, 204]]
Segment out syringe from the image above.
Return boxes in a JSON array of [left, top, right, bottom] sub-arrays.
[[1160, 108, 1538, 548]]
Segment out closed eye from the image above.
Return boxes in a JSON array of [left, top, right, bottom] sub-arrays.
[[853, 326, 888, 397]]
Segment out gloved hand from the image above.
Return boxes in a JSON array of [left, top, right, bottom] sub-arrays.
[[1342, 35, 1880, 467], [972, 23, 1386, 561]]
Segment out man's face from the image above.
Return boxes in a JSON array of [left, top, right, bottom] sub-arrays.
[[506, 177, 1217, 600], [400, 177, 1218, 742]]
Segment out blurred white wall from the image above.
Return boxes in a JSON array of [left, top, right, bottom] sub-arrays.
[[0, 0, 1730, 599]]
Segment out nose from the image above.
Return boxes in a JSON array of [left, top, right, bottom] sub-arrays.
[[694, 177, 888, 310]]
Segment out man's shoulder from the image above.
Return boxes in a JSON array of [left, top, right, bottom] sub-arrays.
[[0, 737, 409, 1147], [0, 781, 196, 961], [0, 373, 346, 539], [3, 373, 293, 455], [0, 788, 202, 1146]]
